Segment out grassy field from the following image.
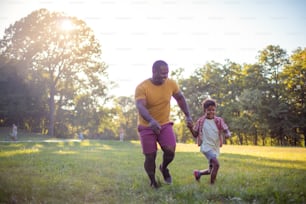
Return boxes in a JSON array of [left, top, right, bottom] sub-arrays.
[[0, 135, 306, 204]]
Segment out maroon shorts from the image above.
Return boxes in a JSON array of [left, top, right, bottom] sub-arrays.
[[138, 122, 176, 154]]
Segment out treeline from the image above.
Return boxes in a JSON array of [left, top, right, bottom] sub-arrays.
[[172, 45, 306, 147], [0, 9, 305, 146]]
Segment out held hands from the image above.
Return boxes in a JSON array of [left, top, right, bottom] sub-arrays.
[[186, 116, 199, 139], [149, 119, 161, 136], [186, 116, 193, 129]]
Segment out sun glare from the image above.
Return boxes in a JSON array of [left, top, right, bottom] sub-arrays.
[[60, 19, 75, 31]]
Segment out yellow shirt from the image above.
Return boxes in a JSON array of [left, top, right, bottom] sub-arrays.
[[135, 78, 179, 126]]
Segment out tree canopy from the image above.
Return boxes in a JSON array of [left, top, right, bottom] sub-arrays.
[[0, 9, 112, 137]]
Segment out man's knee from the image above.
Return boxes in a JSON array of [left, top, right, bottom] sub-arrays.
[[145, 152, 157, 163], [162, 146, 175, 158], [161, 145, 175, 154], [144, 152, 157, 173]]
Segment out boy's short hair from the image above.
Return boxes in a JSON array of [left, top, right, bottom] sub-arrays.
[[202, 99, 217, 110]]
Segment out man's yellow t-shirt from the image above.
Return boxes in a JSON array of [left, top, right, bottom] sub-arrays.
[[135, 78, 180, 126]]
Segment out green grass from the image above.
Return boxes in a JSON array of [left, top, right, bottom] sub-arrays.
[[0, 138, 305, 204]]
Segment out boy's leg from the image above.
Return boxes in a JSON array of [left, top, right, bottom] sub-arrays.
[[199, 164, 212, 175], [210, 158, 220, 184], [200, 151, 215, 176], [194, 163, 211, 181]]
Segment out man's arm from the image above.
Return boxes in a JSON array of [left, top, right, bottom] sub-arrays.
[[172, 91, 193, 127], [135, 98, 153, 123], [135, 98, 161, 135]]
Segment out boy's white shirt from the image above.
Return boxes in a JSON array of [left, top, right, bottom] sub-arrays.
[[200, 119, 220, 156]]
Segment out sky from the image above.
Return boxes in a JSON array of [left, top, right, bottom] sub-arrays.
[[0, 0, 305, 97]]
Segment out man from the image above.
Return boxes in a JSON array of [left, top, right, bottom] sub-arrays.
[[135, 60, 193, 188]]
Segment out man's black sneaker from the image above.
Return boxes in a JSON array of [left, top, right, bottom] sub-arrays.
[[150, 180, 160, 189], [159, 164, 172, 184]]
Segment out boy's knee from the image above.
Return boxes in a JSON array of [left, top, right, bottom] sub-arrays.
[[210, 158, 220, 169]]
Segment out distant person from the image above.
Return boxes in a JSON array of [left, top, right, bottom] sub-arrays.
[[11, 124, 18, 141], [78, 132, 84, 141], [189, 99, 231, 184], [119, 128, 124, 142], [135, 60, 193, 188]]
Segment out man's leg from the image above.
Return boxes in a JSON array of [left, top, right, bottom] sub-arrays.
[[157, 123, 176, 184], [160, 146, 175, 184], [144, 152, 158, 188], [138, 125, 159, 188], [161, 146, 175, 169]]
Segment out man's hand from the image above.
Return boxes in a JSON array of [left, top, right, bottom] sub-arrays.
[[149, 119, 161, 136], [186, 116, 193, 129], [186, 116, 198, 138]]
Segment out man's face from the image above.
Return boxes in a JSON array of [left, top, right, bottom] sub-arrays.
[[152, 65, 169, 85]]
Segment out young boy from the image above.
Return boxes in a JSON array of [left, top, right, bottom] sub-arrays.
[[189, 99, 231, 184]]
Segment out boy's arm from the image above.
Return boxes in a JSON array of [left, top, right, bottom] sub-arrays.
[[188, 126, 198, 138], [219, 133, 223, 147], [224, 129, 231, 138], [219, 117, 231, 138]]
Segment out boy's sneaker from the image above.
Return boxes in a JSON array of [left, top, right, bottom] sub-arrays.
[[194, 170, 201, 182], [159, 164, 172, 184]]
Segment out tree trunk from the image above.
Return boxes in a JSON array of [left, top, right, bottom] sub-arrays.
[[303, 127, 306, 147], [238, 132, 243, 145], [254, 129, 258, 145], [49, 85, 55, 137]]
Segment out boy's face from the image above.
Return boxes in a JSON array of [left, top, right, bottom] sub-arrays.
[[204, 105, 216, 119]]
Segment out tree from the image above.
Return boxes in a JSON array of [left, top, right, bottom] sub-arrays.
[[0, 9, 110, 137], [257, 45, 290, 145], [281, 47, 306, 146], [0, 55, 47, 130], [238, 64, 270, 145], [258, 45, 288, 100], [114, 96, 138, 140]]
